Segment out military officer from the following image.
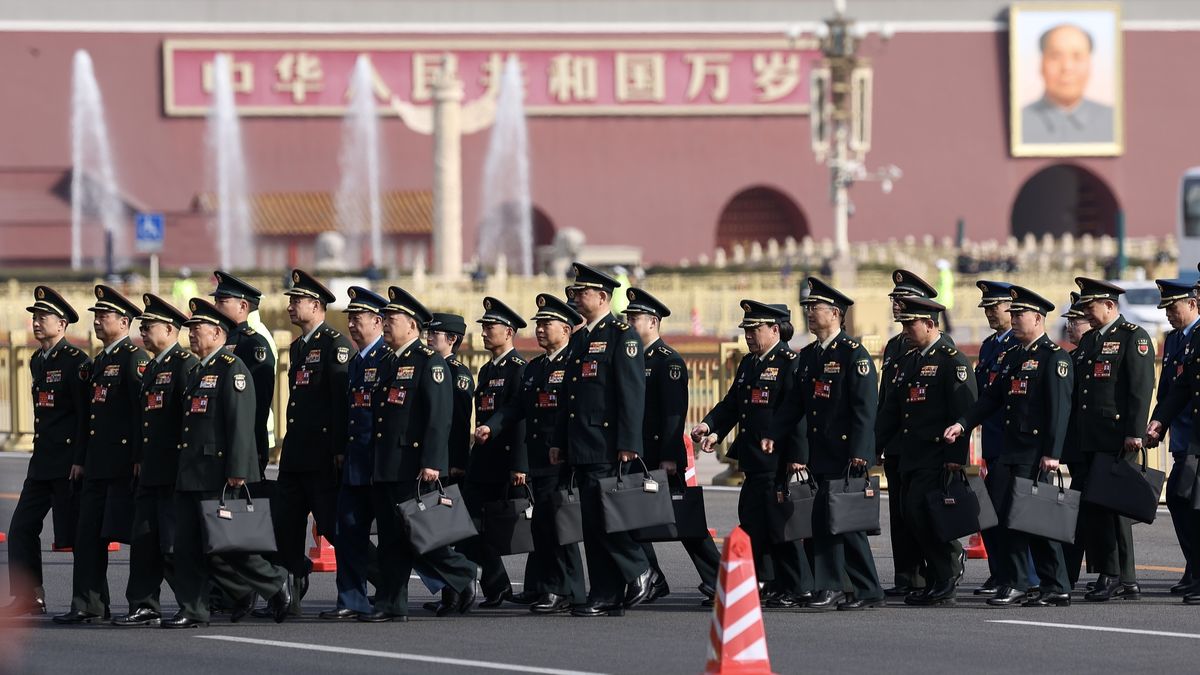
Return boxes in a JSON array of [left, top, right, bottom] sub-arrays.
[[695, 300, 805, 604], [273, 269, 353, 615], [320, 286, 389, 620], [458, 298, 528, 608], [1147, 278, 1200, 604], [164, 298, 291, 628], [550, 263, 654, 617], [1, 287, 90, 616], [765, 278, 884, 611], [358, 287, 476, 622], [625, 288, 720, 606], [211, 271, 276, 480], [1061, 291, 1092, 589], [875, 296, 977, 606], [426, 313, 474, 487], [54, 285, 150, 624], [877, 269, 941, 597], [475, 294, 588, 614], [972, 280, 1022, 597], [113, 295, 198, 626], [1071, 277, 1154, 602], [945, 286, 1073, 607]]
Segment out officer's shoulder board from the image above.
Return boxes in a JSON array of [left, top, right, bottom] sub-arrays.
[[841, 336, 861, 349], [940, 344, 959, 357], [512, 354, 527, 366], [1044, 341, 1062, 352], [903, 346, 919, 356], [126, 343, 139, 352], [322, 325, 344, 338], [657, 345, 675, 356], [447, 355, 463, 368], [220, 352, 236, 364], [613, 319, 630, 331], [783, 348, 798, 360], [242, 326, 257, 336], [417, 344, 435, 356], [1120, 321, 1138, 333]]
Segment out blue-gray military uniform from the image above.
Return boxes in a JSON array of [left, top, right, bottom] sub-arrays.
[[958, 286, 1073, 606], [770, 279, 883, 610], [2, 287, 90, 616], [56, 285, 150, 624], [329, 287, 389, 617], [119, 295, 198, 625]]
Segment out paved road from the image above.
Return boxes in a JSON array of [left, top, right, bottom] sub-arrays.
[[2, 453, 1199, 674]]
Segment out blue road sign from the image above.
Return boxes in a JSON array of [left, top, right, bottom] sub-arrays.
[[135, 212, 164, 253]]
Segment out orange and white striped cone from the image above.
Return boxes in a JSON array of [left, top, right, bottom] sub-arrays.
[[704, 526, 776, 675], [0, 532, 5, 543], [965, 434, 987, 560], [308, 522, 337, 572], [684, 435, 720, 538]]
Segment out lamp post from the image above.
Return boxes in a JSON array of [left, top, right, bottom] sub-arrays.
[[810, 1, 901, 281]]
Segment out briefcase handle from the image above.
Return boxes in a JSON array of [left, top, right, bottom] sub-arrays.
[[614, 456, 654, 485], [413, 477, 446, 497], [778, 468, 815, 495], [507, 482, 535, 505], [1030, 468, 1068, 498], [841, 461, 872, 492], [563, 470, 578, 496], [218, 483, 256, 509]]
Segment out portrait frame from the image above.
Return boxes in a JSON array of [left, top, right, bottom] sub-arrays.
[[1009, 2, 1123, 157]]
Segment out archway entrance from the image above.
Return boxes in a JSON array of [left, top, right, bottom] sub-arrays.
[[1011, 164, 1120, 238], [716, 186, 809, 251]]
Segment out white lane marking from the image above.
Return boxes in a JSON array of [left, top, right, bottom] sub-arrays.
[[989, 620, 1200, 640], [196, 635, 608, 675]]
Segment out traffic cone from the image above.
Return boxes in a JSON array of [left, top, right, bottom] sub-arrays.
[[964, 441, 988, 560], [51, 542, 119, 553], [684, 434, 699, 488], [704, 526, 776, 675], [0, 532, 6, 543], [308, 522, 337, 572]]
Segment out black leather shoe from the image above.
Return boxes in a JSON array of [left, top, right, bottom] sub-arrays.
[[250, 604, 273, 619], [509, 590, 540, 605], [112, 607, 161, 627], [884, 585, 921, 597], [571, 601, 625, 617], [297, 573, 310, 599], [645, 573, 670, 604], [698, 583, 716, 600], [268, 583, 292, 623], [1084, 574, 1113, 593], [356, 611, 408, 622], [1084, 577, 1122, 602], [986, 586, 1026, 606], [0, 596, 46, 617], [230, 596, 255, 623], [287, 575, 305, 616], [160, 614, 208, 629], [52, 609, 104, 625], [319, 608, 359, 620], [806, 590, 845, 610], [907, 581, 957, 607], [973, 577, 999, 596], [622, 568, 655, 609], [478, 587, 513, 608], [422, 600, 441, 613], [765, 594, 800, 609], [530, 593, 572, 614], [1184, 590, 1200, 605], [838, 596, 885, 611], [436, 586, 476, 617], [1171, 579, 1196, 595], [758, 589, 782, 607], [1111, 583, 1141, 600], [1023, 591, 1070, 607], [956, 549, 967, 582]]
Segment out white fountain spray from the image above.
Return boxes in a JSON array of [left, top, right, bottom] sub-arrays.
[[206, 53, 254, 270], [335, 54, 384, 271], [70, 50, 126, 272], [477, 56, 532, 276]]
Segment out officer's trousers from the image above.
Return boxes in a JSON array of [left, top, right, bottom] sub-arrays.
[[1166, 454, 1199, 586], [125, 484, 176, 612], [574, 462, 649, 604], [812, 473, 882, 600], [334, 484, 376, 613], [458, 480, 514, 598], [272, 468, 339, 577], [885, 454, 927, 589], [995, 462, 1069, 593], [523, 469, 586, 603], [70, 477, 127, 614], [900, 468, 963, 584], [1079, 452, 1136, 581], [6, 476, 73, 599]]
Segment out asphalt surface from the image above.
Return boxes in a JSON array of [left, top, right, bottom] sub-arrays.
[[2, 452, 1199, 674]]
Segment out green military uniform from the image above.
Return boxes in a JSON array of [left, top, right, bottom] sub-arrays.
[[57, 285, 150, 623], [875, 297, 977, 605], [361, 287, 475, 622], [277, 270, 353, 588], [3, 287, 90, 615], [170, 298, 289, 625], [481, 294, 587, 612], [706, 301, 807, 600], [212, 271, 276, 479], [626, 288, 720, 604], [1060, 292, 1089, 588], [877, 269, 941, 594], [460, 298, 528, 605], [1071, 278, 1155, 601], [120, 295, 198, 624], [958, 286, 1073, 606], [772, 278, 883, 610], [553, 263, 651, 617]]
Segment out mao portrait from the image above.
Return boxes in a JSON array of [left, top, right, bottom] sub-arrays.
[[1010, 3, 1123, 157]]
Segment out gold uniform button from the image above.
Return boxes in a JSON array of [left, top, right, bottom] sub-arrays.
[[288, 419, 294, 424], [90, 414, 95, 419], [217, 452, 223, 458], [144, 422, 149, 427], [376, 433, 382, 438], [841, 435, 847, 440], [143, 437, 148, 443], [1114, 414, 1120, 420], [602, 422, 609, 428], [182, 443, 188, 448], [1033, 429, 1039, 435], [570, 413, 575, 418], [89, 430, 95, 436], [413, 442, 419, 448]]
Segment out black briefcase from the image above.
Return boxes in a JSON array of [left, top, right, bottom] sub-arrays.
[[767, 470, 817, 543], [1081, 449, 1167, 524], [1007, 469, 1080, 544], [599, 458, 675, 534], [967, 471, 999, 531], [199, 484, 277, 554], [633, 475, 710, 542], [826, 465, 881, 535], [51, 479, 81, 549], [548, 473, 584, 545], [925, 471, 982, 543], [100, 479, 136, 545], [482, 484, 536, 555], [396, 480, 478, 554]]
